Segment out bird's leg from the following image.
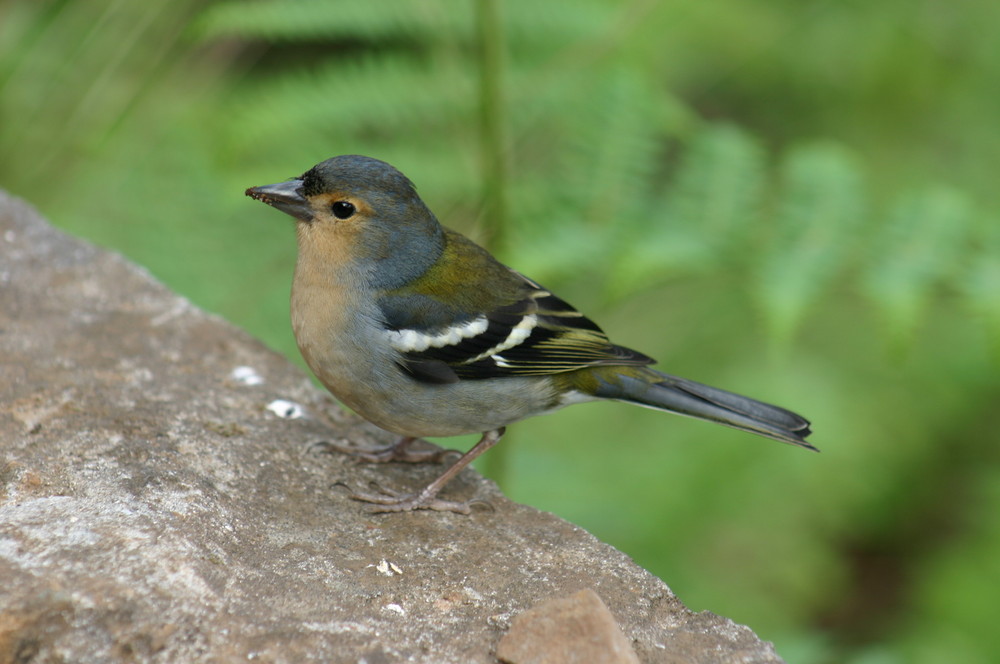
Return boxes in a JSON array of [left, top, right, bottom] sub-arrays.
[[349, 427, 505, 514], [312, 436, 460, 464]]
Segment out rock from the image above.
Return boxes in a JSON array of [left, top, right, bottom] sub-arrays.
[[496, 588, 640, 664], [0, 190, 786, 664]]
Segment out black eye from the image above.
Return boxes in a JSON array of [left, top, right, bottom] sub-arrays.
[[331, 201, 356, 219]]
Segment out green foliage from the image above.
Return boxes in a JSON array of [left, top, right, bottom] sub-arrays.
[[3, 2, 999, 663], [197, 0, 474, 43], [863, 188, 972, 351], [669, 124, 766, 258], [607, 124, 766, 296], [755, 143, 866, 346]]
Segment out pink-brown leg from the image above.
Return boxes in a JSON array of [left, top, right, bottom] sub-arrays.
[[349, 428, 505, 514]]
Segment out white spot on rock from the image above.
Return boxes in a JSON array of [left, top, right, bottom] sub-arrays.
[[384, 603, 405, 616], [373, 559, 403, 576], [266, 400, 304, 419], [231, 366, 263, 386]]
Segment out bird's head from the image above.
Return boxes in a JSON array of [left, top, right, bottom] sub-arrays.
[[247, 155, 445, 287]]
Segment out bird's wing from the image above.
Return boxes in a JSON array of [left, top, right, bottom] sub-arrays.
[[379, 274, 654, 384]]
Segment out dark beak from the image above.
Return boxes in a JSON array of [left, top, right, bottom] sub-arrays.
[[245, 179, 313, 222]]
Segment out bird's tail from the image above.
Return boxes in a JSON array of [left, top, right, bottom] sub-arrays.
[[594, 367, 816, 450]]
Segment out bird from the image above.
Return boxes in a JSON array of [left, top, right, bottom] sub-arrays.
[[246, 155, 815, 514]]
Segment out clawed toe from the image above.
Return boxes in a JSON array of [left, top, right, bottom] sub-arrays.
[[353, 491, 479, 515], [324, 429, 505, 516], [335, 481, 486, 514]]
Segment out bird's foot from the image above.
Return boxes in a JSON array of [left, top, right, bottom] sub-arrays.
[[340, 481, 490, 515], [310, 437, 460, 464], [330, 428, 505, 516]]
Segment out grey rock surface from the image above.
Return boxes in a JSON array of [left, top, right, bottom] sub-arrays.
[[0, 191, 785, 664]]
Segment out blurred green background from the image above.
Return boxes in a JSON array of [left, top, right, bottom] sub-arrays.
[[3, 0, 998, 661]]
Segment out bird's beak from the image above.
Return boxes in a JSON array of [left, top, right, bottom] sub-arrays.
[[245, 179, 314, 222]]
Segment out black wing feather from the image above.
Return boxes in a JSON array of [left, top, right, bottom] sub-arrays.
[[390, 276, 654, 383]]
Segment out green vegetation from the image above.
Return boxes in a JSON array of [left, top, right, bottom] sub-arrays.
[[3, 1, 998, 661]]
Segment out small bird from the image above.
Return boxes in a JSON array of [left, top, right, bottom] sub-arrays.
[[247, 155, 815, 514]]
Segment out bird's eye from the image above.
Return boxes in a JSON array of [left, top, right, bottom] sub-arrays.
[[331, 201, 356, 219]]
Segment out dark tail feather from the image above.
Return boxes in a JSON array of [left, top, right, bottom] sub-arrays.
[[609, 368, 817, 450]]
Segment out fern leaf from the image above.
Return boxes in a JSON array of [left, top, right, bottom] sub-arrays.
[[666, 123, 766, 259], [755, 142, 866, 345], [511, 66, 667, 282], [559, 66, 665, 225], [603, 124, 765, 297], [195, 0, 615, 48], [223, 52, 475, 159], [195, 0, 471, 43], [863, 187, 972, 349]]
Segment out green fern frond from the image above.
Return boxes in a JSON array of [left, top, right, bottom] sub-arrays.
[[195, 0, 471, 43], [558, 66, 665, 224], [755, 142, 866, 346], [505, 66, 670, 280], [862, 187, 972, 350], [196, 0, 614, 50], [223, 52, 475, 160], [602, 124, 765, 297], [666, 124, 766, 258]]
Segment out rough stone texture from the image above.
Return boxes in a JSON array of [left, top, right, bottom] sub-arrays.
[[496, 588, 641, 664], [0, 191, 785, 664]]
